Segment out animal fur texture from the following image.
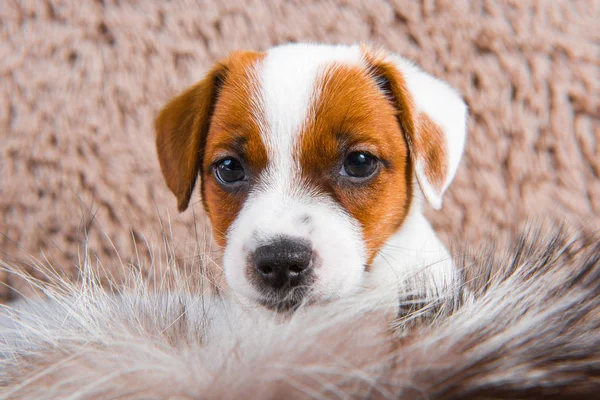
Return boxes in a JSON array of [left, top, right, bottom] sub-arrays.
[[1, 224, 599, 399]]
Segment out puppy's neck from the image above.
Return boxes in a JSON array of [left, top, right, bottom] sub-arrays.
[[368, 199, 454, 295]]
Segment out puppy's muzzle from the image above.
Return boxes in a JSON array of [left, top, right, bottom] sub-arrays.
[[251, 237, 314, 295]]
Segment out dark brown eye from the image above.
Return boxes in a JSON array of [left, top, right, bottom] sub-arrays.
[[341, 152, 379, 179], [214, 158, 246, 184]]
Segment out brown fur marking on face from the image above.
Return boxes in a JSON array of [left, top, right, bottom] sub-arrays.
[[155, 51, 266, 246], [362, 47, 449, 195], [298, 63, 414, 263], [202, 51, 267, 247]]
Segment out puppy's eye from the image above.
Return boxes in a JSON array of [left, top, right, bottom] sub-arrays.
[[214, 158, 246, 184], [341, 152, 379, 179]]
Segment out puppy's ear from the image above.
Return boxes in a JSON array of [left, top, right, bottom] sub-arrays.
[[155, 63, 228, 212], [364, 49, 467, 210]]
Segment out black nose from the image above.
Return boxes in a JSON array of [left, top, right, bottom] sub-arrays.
[[252, 238, 313, 290]]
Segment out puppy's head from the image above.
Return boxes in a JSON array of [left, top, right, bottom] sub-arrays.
[[156, 44, 467, 310]]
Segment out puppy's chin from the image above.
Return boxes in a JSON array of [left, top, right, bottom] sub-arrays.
[[258, 294, 309, 313], [232, 277, 358, 313]]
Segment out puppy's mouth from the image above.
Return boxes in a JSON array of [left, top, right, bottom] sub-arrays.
[[257, 286, 314, 312]]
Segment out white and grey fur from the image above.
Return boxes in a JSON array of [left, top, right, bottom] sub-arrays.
[[1, 223, 599, 399]]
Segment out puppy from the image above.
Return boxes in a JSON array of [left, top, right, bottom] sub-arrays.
[[155, 43, 467, 310]]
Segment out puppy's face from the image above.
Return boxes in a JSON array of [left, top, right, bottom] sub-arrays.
[[156, 44, 466, 310]]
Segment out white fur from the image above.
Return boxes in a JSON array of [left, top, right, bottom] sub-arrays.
[[223, 190, 367, 302], [223, 44, 466, 305]]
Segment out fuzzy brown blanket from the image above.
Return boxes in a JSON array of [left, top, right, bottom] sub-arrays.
[[0, 1, 598, 300]]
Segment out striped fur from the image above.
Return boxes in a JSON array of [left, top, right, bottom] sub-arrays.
[[1, 224, 599, 399]]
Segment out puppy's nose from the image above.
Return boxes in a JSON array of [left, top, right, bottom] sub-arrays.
[[253, 238, 313, 290]]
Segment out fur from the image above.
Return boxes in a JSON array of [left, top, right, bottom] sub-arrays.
[[1, 224, 599, 399]]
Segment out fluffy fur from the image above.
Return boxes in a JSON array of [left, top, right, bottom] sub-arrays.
[[1, 224, 599, 399]]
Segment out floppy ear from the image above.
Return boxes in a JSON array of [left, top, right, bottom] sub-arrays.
[[155, 63, 228, 212], [364, 50, 467, 210]]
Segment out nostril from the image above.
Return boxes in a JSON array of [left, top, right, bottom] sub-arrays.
[[258, 264, 274, 276], [289, 262, 308, 276]]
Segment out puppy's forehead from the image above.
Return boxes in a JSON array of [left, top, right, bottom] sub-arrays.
[[252, 44, 364, 164]]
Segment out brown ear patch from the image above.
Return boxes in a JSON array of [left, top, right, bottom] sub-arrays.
[[155, 65, 228, 212], [362, 48, 449, 197], [413, 112, 447, 191]]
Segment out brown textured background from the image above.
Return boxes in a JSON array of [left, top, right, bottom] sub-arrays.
[[1, 0, 598, 300]]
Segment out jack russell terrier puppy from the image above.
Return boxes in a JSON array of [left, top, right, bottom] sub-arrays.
[[155, 43, 467, 310]]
